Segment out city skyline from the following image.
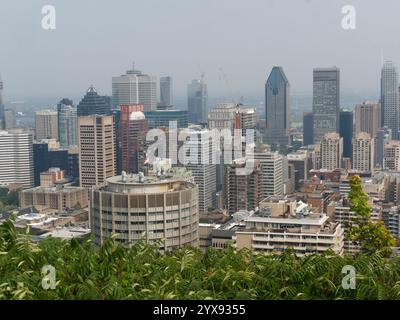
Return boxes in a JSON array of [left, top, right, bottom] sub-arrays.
[[1, 0, 400, 100]]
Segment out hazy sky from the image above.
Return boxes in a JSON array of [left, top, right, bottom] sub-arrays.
[[1, 0, 399, 102]]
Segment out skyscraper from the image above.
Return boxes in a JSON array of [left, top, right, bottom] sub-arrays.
[[352, 132, 374, 173], [320, 132, 343, 170], [354, 101, 381, 138], [227, 158, 262, 215], [120, 104, 148, 174], [313, 67, 340, 143], [381, 61, 399, 139], [303, 112, 314, 146], [112, 65, 157, 111], [339, 110, 353, 158], [0, 130, 33, 188], [265, 66, 291, 146], [188, 77, 208, 124], [57, 99, 77, 148], [78, 115, 116, 188], [160, 76, 173, 107], [375, 127, 392, 168], [35, 109, 58, 141], [249, 147, 284, 198], [77, 86, 111, 117]]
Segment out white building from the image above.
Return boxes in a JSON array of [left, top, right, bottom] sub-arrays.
[[0, 130, 34, 188], [112, 65, 157, 111], [249, 148, 284, 197], [234, 197, 344, 256], [320, 132, 343, 170]]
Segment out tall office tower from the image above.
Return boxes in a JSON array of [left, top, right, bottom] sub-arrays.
[[35, 109, 58, 141], [320, 132, 343, 170], [227, 158, 262, 215], [352, 132, 374, 173], [354, 101, 381, 138], [249, 146, 284, 198], [312, 67, 340, 143], [339, 110, 353, 158], [112, 65, 157, 111], [188, 77, 208, 124], [78, 115, 116, 188], [33, 142, 69, 186], [265, 66, 291, 146], [77, 86, 111, 117], [160, 76, 173, 107], [303, 112, 314, 146], [90, 173, 199, 249], [120, 105, 148, 174], [57, 98, 77, 148], [381, 61, 399, 139], [287, 151, 310, 191], [145, 109, 188, 129], [375, 127, 392, 168], [184, 128, 216, 213], [208, 103, 256, 133], [0, 130, 33, 188], [67, 146, 80, 183], [383, 140, 400, 171]]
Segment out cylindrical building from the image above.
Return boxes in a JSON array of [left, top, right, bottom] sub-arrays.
[[90, 174, 199, 251]]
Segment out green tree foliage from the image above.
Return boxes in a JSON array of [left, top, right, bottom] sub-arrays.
[[348, 175, 395, 256], [0, 187, 19, 209], [1, 217, 400, 300]]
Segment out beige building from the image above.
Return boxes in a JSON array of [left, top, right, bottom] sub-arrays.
[[40, 168, 66, 187], [234, 196, 344, 256], [19, 186, 88, 213], [90, 173, 199, 251], [35, 109, 58, 141], [352, 132, 374, 173], [383, 140, 400, 171], [320, 132, 343, 170], [354, 101, 381, 138], [78, 115, 116, 188]]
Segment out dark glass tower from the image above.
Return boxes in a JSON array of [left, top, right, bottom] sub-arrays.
[[339, 110, 353, 158], [265, 66, 291, 146], [77, 86, 111, 117], [303, 112, 314, 146]]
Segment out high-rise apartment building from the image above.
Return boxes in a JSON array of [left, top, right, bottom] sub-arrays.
[[57, 98, 77, 147], [227, 158, 262, 215], [320, 132, 343, 170], [313, 67, 340, 143], [249, 147, 284, 198], [78, 115, 116, 188], [188, 77, 208, 124], [383, 140, 400, 171], [184, 128, 216, 213], [0, 130, 33, 188], [352, 132, 374, 173], [381, 61, 399, 139], [77, 86, 111, 117], [35, 109, 58, 141], [354, 101, 381, 138], [160, 76, 173, 107], [120, 104, 148, 174], [339, 110, 353, 158], [112, 65, 157, 111], [265, 66, 291, 146], [375, 127, 392, 168]]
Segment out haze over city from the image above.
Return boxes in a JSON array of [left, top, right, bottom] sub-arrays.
[[1, 0, 399, 104]]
